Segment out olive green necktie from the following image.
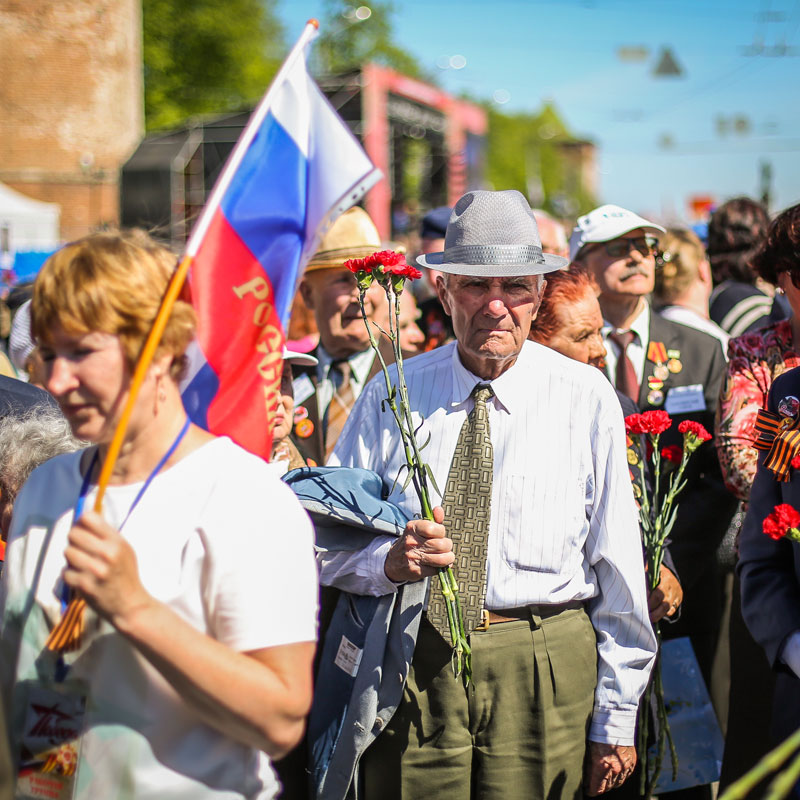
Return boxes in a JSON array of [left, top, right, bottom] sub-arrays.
[[427, 383, 494, 639]]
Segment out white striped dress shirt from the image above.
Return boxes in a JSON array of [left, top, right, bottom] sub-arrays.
[[327, 339, 656, 745]]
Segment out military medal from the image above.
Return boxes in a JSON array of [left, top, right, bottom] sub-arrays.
[[293, 405, 309, 423], [295, 418, 314, 438], [646, 342, 669, 403], [667, 358, 682, 374], [778, 395, 800, 418], [627, 448, 639, 465]]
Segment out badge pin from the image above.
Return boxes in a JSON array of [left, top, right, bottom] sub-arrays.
[[293, 405, 309, 423], [667, 358, 682, 374], [648, 378, 664, 391], [647, 389, 664, 406], [295, 418, 315, 438], [653, 365, 669, 382], [778, 395, 800, 418]]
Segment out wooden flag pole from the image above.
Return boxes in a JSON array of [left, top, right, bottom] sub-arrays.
[[44, 253, 193, 651], [91, 253, 193, 512], [45, 18, 322, 652]]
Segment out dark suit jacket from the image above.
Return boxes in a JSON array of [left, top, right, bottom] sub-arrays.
[[614, 312, 737, 644], [291, 346, 379, 467], [738, 367, 800, 741], [291, 347, 326, 468]]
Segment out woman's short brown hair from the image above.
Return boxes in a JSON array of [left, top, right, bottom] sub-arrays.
[[750, 203, 800, 286], [31, 230, 196, 380], [653, 228, 706, 306]]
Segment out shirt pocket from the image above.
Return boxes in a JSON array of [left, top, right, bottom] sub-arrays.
[[499, 472, 586, 573]]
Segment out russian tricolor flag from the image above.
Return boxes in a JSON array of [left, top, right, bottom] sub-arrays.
[[180, 21, 380, 460]]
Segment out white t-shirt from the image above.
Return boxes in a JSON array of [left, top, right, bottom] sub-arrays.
[[0, 436, 318, 799]]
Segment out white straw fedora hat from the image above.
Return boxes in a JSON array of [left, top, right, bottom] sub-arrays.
[[416, 190, 568, 276]]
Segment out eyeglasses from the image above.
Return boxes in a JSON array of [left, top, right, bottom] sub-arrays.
[[589, 236, 659, 259]]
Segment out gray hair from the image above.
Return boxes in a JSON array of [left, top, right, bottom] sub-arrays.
[[0, 407, 83, 504]]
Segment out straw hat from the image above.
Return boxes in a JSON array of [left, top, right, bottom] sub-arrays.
[[416, 190, 568, 276], [306, 207, 382, 272]]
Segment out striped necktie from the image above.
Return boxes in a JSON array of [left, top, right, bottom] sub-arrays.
[[608, 330, 639, 403], [325, 359, 355, 461], [426, 383, 494, 639]]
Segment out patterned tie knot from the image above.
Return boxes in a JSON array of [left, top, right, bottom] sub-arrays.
[[472, 383, 494, 405], [608, 330, 636, 351]]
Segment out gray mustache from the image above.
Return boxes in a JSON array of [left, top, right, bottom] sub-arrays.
[[620, 267, 649, 279]]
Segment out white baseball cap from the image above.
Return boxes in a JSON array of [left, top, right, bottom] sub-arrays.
[[569, 204, 666, 261], [283, 347, 318, 366]]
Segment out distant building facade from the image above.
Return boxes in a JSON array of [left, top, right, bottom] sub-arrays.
[[0, 0, 143, 242], [121, 64, 488, 246]]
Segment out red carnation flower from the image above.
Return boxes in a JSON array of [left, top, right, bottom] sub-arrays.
[[678, 419, 711, 442], [763, 504, 800, 541], [661, 445, 683, 464], [625, 413, 646, 435], [344, 257, 370, 274], [791, 454, 800, 470], [399, 264, 422, 280], [373, 250, 406, 267], [641, 410, 672, 436]]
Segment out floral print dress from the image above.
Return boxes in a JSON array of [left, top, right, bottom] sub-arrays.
[[716, 319, 800, 503]]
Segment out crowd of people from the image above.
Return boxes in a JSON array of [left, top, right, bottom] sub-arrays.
[[0, 188, 799, 800]]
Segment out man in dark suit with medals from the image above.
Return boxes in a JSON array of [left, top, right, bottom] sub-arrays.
[[739, 368, 800, 746], [571, 205, 738, 697], [290, 207, 387, 467]]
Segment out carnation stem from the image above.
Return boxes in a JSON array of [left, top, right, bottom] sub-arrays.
[[357, 281, 471, 681], [719, 727, 800, 800]]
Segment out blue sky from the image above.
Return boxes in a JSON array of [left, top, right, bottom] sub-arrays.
[[279, 0, 800, 222]]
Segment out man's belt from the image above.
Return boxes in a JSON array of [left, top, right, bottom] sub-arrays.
[[475, 600, 585, 631]]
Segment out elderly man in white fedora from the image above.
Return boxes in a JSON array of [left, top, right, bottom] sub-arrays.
[[322, 190, 656, 799]]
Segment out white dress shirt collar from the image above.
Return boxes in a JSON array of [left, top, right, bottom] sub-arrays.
[[316, 344, 375, 388], [601, 298, 650, 344], [450, 343, 527, 415]]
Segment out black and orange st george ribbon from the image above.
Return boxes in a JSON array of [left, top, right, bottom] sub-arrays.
[[647, 341, 668, 364], [753, 407, 800, 482]]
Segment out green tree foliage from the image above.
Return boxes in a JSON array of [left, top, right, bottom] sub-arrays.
[[314, 0, 429, 80], [486, 101, 596, 217], [142, 0, 287, 131]]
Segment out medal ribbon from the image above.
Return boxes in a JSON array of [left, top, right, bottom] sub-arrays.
[[753, 407, 800, 482], [647, 341, 667, 364], [46, 417, 192, 654]]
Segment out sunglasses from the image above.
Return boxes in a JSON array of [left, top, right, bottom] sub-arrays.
[[589, 236, 659, 259]]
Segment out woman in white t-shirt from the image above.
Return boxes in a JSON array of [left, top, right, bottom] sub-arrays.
[[0, 230, 318, 799]]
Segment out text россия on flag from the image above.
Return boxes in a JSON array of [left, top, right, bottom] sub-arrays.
[[180, 21, 380, 460]]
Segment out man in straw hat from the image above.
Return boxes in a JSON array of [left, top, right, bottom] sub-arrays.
[[292, 206, 386, 466], [321, 190, 657, 799]]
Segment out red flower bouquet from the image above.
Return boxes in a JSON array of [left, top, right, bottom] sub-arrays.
[[625, 409, 711, 795], [349, 250, 471, 680]]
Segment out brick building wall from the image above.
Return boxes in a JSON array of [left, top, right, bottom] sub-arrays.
[[0, 0, 143, 241]]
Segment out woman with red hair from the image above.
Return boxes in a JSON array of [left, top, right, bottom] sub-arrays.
[[530, 268, 682, 624]]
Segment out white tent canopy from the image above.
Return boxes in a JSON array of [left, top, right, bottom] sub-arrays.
[[0, 182, 60, 252]]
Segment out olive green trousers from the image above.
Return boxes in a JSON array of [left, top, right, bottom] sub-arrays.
[[361, 606, 597, 800]]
